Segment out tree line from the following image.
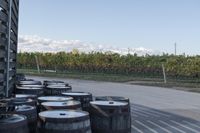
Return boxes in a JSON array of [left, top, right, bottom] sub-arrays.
[[17, 51, 200, 80]]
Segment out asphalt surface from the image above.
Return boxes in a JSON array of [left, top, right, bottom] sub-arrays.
[[28, 76, 200, 133]]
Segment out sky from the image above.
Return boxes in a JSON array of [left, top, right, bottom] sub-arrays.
[[19, 0, 200, 55]]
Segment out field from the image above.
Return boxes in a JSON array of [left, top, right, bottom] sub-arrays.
[[17, 52, 200, 92]]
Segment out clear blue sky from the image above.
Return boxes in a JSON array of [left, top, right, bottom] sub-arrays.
[[19, 0, 200, 55]]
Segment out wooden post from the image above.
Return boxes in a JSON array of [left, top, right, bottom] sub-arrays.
[[162, 64, 167, 83], [35, 55, 40, 74]]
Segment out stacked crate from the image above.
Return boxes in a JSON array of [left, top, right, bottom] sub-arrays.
[[0, 0, 19, 98]]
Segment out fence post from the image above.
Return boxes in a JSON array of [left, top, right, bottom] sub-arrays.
[[35, 55, 40, 74], [162, 64, 167, 83]]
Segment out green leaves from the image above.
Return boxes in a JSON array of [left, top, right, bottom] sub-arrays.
[[17, 52, 200, 79]]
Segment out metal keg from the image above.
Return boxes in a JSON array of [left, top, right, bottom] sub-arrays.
[[18, 84, 44, 88], [18, 80, 42, 86], [0, 114, 29, 133], [16, 73, 26, 82], [41, 101, 81, 111], [95, 96, 130, 103], [38, 96, 73, 103], [15, 94, 38, 101], [45, 85, 72, 96], [95, 96, 131, 112], [62, 92, 93, 111], [43, 80, 69, 86], [14, 105, 37, 133], [38, 96, 73, 112], [0, 99, 14, 113], [16, 86, 44, 97], [11, 97, 36, 107], [89, 101, 131, 133], [38, 110, 91, 133]]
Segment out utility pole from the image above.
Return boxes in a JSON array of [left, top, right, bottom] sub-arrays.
[[174, 43, 177, 55]]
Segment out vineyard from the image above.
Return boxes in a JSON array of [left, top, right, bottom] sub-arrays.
[[17, 51, 200, 82]]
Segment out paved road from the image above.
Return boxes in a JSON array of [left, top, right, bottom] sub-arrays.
[[28, 76, 200, 133]]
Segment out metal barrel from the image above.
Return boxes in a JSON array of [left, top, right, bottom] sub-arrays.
[[62, 92, 93, 112], [0, 99, 14, 113], [41, 101, 81, 111], [45, 85, 72, 96], [17, 84, 44, 88], [17, 80, 42, 86], [43, 80, 69, 86], [15, 94, 38, 101], [16, 73, 26, 82], [16, 86, 44, 97], [13, 105, 37, 133], [37, 96, 73, 112], [0, 114, 29, 133], [89, 101, 131, 133], [95, 96, 130, 103], [38, 96, 73, 104], [95, 96, 131, 115], [38, 110, 91, 133], [10, 97, 37, 107]]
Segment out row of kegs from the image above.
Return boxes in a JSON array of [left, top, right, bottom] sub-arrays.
[[0, 77, 131, 133]]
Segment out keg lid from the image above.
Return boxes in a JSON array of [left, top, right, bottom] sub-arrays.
[[47, 83, 66, 86], [90, 101, 128, 106], [95, 96, 129, 102], [39, 110, 88, 119], [0, 114, 26, 124], [15, 105, 35, 112], [41, 101, 80, 107], [18, 80, 42, 85], [44, 80, 64, 84], [46, 86, 71, 89], [18, 85, 44, 88], [17, 86, 43, 90], [38, 96, 73, 102], [15, 94, 37, 99], [11, 98, 33, 104], [62, 92, 90, 96]]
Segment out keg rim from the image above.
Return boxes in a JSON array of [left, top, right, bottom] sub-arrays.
[[90, 101, 128, 106], [15, 94, 37, 98], [46, 86, 71, 89], [16, 86, 44, 90], [41, 100, 81, 107], [95, 96, 129, 101], [0, 114, 27, 124], [62, 92, 91, 96], [39, 110, 89, 120], [17, 84, 44, 88], [38, 96, 73, 102], [18, 80, 42, 85]]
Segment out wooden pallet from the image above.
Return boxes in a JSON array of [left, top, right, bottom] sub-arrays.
[[0, 0, 19, 98]]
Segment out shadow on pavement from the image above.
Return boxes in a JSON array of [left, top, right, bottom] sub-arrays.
[[131, 104, 200, 133]]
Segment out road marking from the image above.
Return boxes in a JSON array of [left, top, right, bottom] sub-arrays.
[[147, 120, 172, 133], [171, 120, 200, 133], [136, 120, 159, 133], [131, 125, 143, 133], [159, 120, 186, 133]]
